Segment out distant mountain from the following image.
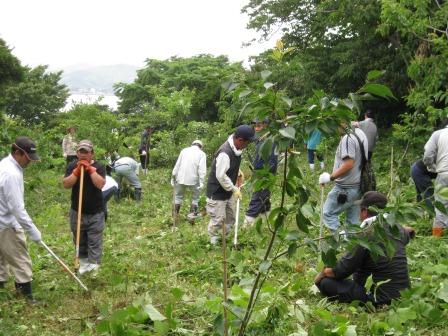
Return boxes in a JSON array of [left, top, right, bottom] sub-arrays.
[[61, 64, 139, 94]]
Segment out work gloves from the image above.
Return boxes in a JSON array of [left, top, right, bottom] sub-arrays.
[[73, 160, 96, 176], [28, 227, 42, 242], [233, 188, 242, 200], [319, 172, 331, 185]]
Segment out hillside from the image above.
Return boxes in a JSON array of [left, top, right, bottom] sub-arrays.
[[60, 64, 139, 94]]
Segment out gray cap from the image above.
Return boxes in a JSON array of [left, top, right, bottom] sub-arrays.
[[77, 139, 93, 151]]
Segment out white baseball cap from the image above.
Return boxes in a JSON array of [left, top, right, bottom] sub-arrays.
[[192, 140, 203, 147]]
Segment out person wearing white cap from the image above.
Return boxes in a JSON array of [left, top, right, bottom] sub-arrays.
[[171, 140, 207, 219]]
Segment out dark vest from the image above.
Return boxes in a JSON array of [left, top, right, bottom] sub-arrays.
[[207, 140, 241, 200]]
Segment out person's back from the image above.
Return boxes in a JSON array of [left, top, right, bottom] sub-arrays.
[[352, 224, 411, 303], [174, 145, 206, 186]]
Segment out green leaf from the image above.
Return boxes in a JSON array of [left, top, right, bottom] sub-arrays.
[[359, 83, 395, 100], [239, 89, 252, 99], [437, 280, 448, 302], [264, 82, 275, 90], [321, 249, 337, 267], [144, 304, 166, 321], [434, 200, 448, 215], [170, 287, 184, 301], [281, 96, 292, 108], [259, 260, 272, 274], [296, 210, 310, 234], [279, 126, 296, 140], [367, 70, 385, 81], [437, 186, 448, 200], [261, 70, 272, 80]]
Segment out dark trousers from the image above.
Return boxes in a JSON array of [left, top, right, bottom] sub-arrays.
[[246, 188, 271, 217], [102, 186, 118, 221], [307, 149, 323, 164], [69, 210, 105, 264], [411, 161, 435, 208], [317, 277, 370, 304]]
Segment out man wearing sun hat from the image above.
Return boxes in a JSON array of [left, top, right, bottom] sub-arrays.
[[0, 136, 42, 301], [171, 139, 207, 220], [206, 125, 256, 245], [314, 191, 415, 306], [63, 139, 106, 275]]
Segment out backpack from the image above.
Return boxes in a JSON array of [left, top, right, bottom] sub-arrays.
[[352, 132, 376, 194]]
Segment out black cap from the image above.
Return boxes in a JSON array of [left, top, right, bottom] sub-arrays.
[[14, 136, 40, 161], [355, 191, 387, 209], [235, 124, 256, 141]]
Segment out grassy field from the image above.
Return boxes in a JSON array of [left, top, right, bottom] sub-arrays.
[[0, 151, 447, 335]]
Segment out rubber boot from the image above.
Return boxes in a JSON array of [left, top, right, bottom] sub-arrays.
[[189, 204, 198, 215], [134, 188, 142, 202], [175, 204, 181, 214], [432, 227, 444, 237], [15, 282, 38, 303]]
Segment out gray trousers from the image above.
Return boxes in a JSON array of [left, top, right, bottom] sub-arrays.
[[206, 197, 236, 239], [174, 183, 200, 206], [115, 164, 141, 189], [70, 210, 105, 264], [434, 173, 448, 228]]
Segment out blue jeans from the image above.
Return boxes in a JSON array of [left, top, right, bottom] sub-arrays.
[[246, 188, 271, 217], [307, 149, 323, 164], [410, 161, 435, 208], [323, 185, 361, 231]]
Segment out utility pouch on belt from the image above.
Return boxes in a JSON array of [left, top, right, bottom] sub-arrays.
[[337, 190, 348, 204]]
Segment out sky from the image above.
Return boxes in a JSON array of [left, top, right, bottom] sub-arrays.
[[0, 0, 279, 71]]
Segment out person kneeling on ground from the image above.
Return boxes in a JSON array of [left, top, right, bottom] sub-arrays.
[[314, 191, 415, 306], [111, 155, 142, 201]]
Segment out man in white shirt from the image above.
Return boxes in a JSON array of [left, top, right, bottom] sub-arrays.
[[0, 136, 42, 301], [206, 125, 255, 244], [423, 121, 448, 237], [171, 140, 207, 218]]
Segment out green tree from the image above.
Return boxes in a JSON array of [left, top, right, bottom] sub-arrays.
[[0, 65, 69, 126], [243, 0, 410, 123]]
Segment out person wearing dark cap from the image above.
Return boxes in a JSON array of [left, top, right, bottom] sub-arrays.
[[62, 126, 77, 164], [352, 110, 378, 160], [0, 136, 42, 301], [244, 118, 278, 226], [63, 140, 106, 275], [206, 125, 256, 244], [139, 126, 154, 175], [314, 191, 415, 306]]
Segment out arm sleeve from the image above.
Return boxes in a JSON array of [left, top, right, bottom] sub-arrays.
[[4, 176, 38, 234], [215, 152, 236, 192], [341, 135, 357, 160], [172, 152, 183, 177], [332, 246, 366, 280], [198, 153, 206, 185], [423, 133, 438, 171]]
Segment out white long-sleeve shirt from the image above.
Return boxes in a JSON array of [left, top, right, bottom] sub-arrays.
[[423, 126, 448, 173], [0, 154, 39, 234], [62, 134, 77, 157], [215, 135, 243, 192], [172, 145, 207, 186]]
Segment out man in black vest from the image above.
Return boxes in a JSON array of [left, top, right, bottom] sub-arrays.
[[206, 125, 256, 245]]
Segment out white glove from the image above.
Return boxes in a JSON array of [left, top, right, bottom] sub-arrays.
[[28, 228, 42, 242], [141, 150, 147, 156], [170, 177, 175, 186], [319, 172, 331, 185]]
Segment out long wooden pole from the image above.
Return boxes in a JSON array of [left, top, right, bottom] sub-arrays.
[[41, 241, 88, 291], [221, 219, 228, 336], [75, 165, 85, 270]]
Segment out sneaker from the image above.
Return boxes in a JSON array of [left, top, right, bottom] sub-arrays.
[[244, 215, 256, 227], [79, 263, 100, 275], [309, 163, 315, 171]]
